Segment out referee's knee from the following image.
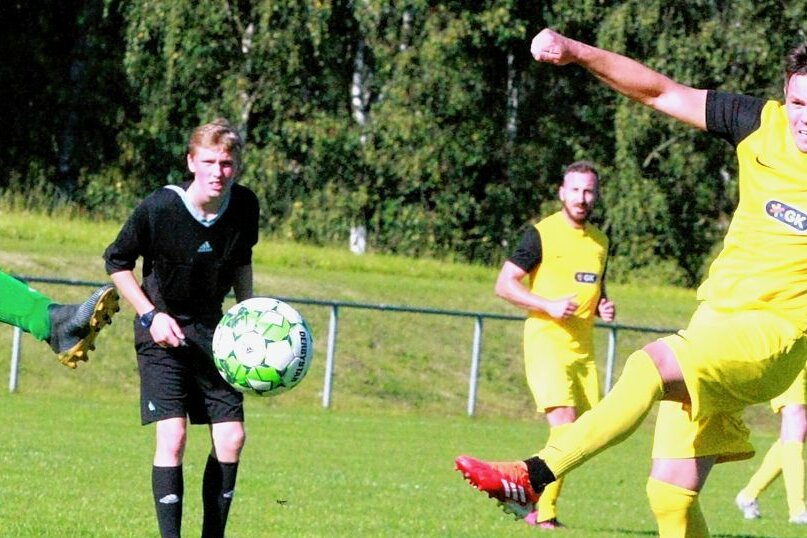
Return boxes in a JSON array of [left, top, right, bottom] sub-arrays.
[[212, 422, 246, 457]]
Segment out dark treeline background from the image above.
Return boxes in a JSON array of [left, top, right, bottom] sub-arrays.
[[3, 1, 806, 286]]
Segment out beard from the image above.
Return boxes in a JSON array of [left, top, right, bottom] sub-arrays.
[[562, 202, 591, 224]]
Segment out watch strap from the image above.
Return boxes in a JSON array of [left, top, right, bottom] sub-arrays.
[[139, 309, 158, 328]]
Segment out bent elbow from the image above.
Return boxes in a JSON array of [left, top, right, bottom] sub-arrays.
[[494, 281, 509, 300]]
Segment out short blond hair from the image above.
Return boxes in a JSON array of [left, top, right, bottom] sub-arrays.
[[187, 118, 243, 164]]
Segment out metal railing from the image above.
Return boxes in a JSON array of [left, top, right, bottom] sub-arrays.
[[7, 276, 676, 415]]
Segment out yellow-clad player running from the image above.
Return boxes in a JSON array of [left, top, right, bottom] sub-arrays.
[[736, 365, 807, 524], [456, 29, 807, 538], [495, 161, 614, 529]]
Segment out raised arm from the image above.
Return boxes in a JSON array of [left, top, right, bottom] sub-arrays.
[[530, 28, 708, 130]]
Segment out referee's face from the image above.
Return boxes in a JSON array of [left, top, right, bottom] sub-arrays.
[[187, 145, 239, 201], [785, 73, 807, 153], [559, 171, 598, 227]]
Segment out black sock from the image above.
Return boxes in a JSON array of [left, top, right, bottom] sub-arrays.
[[201, 455, 239, 538], [524, 456, 556, 493], [152, 465, 183, 538]]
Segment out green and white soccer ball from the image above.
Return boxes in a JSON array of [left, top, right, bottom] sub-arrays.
[[212, 297, 314, 396]]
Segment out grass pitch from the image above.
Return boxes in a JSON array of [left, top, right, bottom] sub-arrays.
[[0, 209, 800, 536], [0, 392, 800, 537]]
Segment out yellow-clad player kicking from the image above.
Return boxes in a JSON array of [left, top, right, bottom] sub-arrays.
[[456, 29, 807, 538], [495, 161, 614, 529], [736, 366, 807, 524]]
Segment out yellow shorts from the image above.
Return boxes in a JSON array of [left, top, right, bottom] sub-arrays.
[[523, 328, 599, 414], [661, 303, 807, 419], [651, 303, 807, 462], [651, 401, 753, 462], [771, 367, 807, 412]]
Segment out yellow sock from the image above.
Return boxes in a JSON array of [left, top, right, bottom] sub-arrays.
[[646, 478, 709, 538], [538, 350, 663, 477], [782, 440, 806, 517], [742, 440, 781, 499], [537, 423, 571, 521]]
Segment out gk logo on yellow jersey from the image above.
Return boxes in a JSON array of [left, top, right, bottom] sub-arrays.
[[766, 200, 807, 231], [575, 272, 598, 283]]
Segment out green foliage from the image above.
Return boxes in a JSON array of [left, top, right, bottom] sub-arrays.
[[2, 165, 69, 213], [0, 2, 130, 192], [7, 2, 807, 285], [78, 165, 142, 218], [607, 255, 690, 287]]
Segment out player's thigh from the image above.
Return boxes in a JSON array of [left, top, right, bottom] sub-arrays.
[[650, 455, 716, 492], [652, 400, 754, 464], [780, 403, 807, 441], [661, 304, 807, 418], [524, 339, 586, 411], [570, 358, 600, 413], [137, 345, 191, 425], [189, 353, 244, 425]]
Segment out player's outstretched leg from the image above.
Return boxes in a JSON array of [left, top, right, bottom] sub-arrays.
[[456, 350, 664, 520], [455, 455, 549, 518], [47, 285, 120, 368]]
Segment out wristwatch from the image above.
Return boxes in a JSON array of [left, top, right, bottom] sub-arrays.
[[139, 309, 158, 328]]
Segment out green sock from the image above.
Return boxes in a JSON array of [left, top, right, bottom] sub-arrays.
[[0, 271, 53, 341]]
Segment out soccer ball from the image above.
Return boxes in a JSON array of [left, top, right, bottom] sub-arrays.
[[212, 297, 314, 396]]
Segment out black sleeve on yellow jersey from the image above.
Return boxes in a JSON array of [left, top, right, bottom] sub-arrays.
[[508, 226, 542, 272], [706, 90, 766, 147]]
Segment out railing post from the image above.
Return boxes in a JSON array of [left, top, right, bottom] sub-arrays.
[[322, 304, 338, 409], [604, 325, 617, 393], [9, 327, 22, 393], [467, 315, 483, 417]]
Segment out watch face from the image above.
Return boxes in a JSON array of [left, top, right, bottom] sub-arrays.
[[140, 310, 156, 328]]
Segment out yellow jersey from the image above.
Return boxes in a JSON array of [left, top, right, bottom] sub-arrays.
[[699, 92, 807, 329], [513, 211, 609, 355]]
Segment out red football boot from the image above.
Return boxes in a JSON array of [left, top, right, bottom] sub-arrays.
[[455, 455, 541, 518]]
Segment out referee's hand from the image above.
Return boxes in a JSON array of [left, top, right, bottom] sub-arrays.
[[150, 313, 186, 348]]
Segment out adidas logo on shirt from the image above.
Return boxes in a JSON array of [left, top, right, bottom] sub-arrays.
[[197, 241, 213, 253]]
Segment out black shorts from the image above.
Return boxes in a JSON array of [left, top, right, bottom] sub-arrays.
[[135, 319, 244, 426]]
